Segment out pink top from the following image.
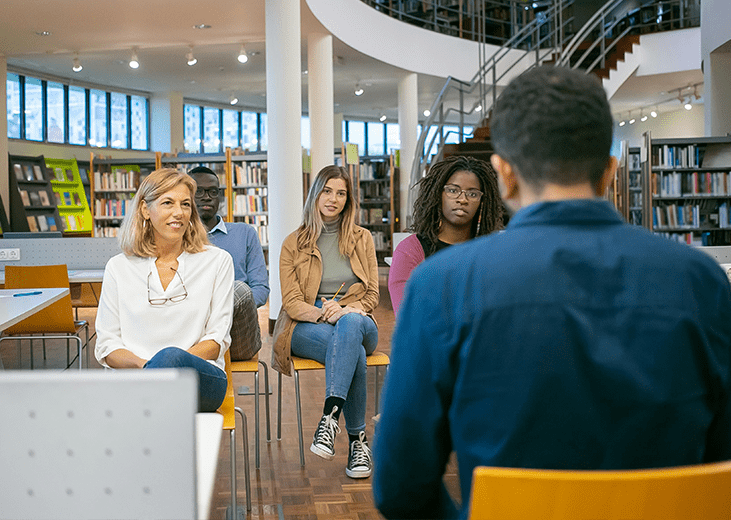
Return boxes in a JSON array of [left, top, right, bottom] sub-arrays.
[[388, 234, 425, 315]]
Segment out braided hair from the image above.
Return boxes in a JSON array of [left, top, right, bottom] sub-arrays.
[[410, 155, 503, 253]]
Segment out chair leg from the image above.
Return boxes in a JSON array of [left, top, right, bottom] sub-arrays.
[[259, 360, 271, 442], [277, 371, 282, 441], [29, 338, 34, 369], [254, 370, 260, 469], [294, 369, 305, 467], [226, 429, 242, 520], [375, 366, 380, 416], [235, 407, 252, 512], [42, 337, 47, 362]]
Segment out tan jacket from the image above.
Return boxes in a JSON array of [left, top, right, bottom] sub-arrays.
[[271, 225, 379, 376]]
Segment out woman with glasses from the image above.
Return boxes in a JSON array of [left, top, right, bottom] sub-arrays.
[[272, 165, 379, 479], [95, 168, 234, 412], [389, 155, 503, 315]]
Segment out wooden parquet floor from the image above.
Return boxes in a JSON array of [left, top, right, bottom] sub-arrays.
[[0, 271, 461, 519]]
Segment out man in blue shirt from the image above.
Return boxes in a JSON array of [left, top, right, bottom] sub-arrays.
[[190, 166, 269, 360], [373, 66, 731, 519]]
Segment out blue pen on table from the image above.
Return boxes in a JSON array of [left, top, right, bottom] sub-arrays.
[[13, 291, 43, 297]]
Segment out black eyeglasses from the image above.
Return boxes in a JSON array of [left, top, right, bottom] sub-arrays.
[[443, 184, 483, 201], [148, 268, 188, 306], [195, 187, 222, 198]]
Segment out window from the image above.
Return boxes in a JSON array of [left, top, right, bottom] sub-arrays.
[[386, 123, 400, 152], [341, 120, 347, 144], [203, 107, 220, 153], [110, 92, 128, 149], [259, 113, 268, 151], [184, 104, 201, 153], [241, 111, 258, 151], [45, 82, 65, 143], [89, 89, 108, 147], [222, 109, 239, 149], [24, 77, 43, 142], [347, 121, 365, 155], [68, 86, 86, 146], [367, 122, 385, 155], [6, 73, 21, 139], [443, 125, 462, 145], [301, 116, 311, 150], [424, 125, 440, 157], [130, 95, 148, 150]]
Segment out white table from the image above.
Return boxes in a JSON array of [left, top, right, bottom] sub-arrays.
[[0, 287, 69, 332], [196, 413, 224, 520]]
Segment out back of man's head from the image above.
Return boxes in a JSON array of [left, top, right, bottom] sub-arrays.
[[490, 66, 613, 190]]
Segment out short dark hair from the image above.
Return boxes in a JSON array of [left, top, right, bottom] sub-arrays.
[[489, 66, 613, 190], [188, 166, 219, 185], [410, 155, 503, 251]]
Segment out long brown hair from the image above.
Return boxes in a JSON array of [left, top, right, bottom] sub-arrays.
[[119, 168, 209, 257], [297, 165, 358, 255]]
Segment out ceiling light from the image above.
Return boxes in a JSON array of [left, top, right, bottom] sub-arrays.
[[619, 120, 626, 127], [72, 55, 82, 73], [237, 45, 248, 64], [475, 104, 483, 112], [186, 46, 197, 66], [380, 115, 387, 122], [641, 110, 648, 122], [685, 98, 693, 110], [35, 31, 51, 36], [354, 84, 364, 96], [629, 116, 636, 124], [193, 24, 212, 30], [651, 109, 658, 118], [423, 109, 431, 117], [229, 94, 239, 106], [129, 48, 140, 69]]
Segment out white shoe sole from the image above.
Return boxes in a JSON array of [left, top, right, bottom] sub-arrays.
[[345, 466, 372, 479], [310, 442, 335, 460]]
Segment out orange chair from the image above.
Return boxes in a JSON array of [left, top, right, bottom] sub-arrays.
[[1, 264, 88, 369], [468, 461, 731, 520], [276, 352, 390, 467], [219, 350, 252, 514], [231, 354, 271, 469]]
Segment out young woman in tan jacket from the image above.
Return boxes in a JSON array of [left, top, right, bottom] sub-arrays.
[[272, 165, 379, 478]]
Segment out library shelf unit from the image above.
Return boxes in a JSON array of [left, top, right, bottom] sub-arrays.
[[90, 154, 158, 237], [358, 154, 400, 266], [46, 157, 93, 235], [8, 154, 64, 234], [615, 142, 643, 226], [231, 152, 269, 251], [641, 133, 731, 246]]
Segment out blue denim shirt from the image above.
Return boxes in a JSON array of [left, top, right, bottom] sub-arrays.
[[374, 199, 731, 519], [208, 217, 270, 307]]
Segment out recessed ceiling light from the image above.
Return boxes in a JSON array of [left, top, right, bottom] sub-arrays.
[[237, 44, 248, 64], [35, 31, 51, 36], [423, 109, 431, 117], [379, 115, 387, 122], [193, 24, 212, 29]]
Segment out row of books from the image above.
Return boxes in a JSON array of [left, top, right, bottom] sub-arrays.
[[19, 189, 83, 208], [12, 162, 88, 184], [234, 162, 268, 186], [94, 225, 122, 238], [360, 182, 390, 200], [360, 208, 388, 225], [652, 144, 701, 169], [370, 231, 389, 252], [95, 195, 134, 218], [26, 214, 60, 233], [657, 232, 705, 246], [360, 161, 390, 180], [233, 189, 268, 215], [652, 171, 731, 197], [94, 169, 137, 191], [652, 202, 731, 230]]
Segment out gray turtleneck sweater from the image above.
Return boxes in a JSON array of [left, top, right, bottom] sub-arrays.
[[316, 219, 359, 300]]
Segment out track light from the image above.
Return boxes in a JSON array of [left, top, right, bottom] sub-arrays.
[[619, 120, 626, 127], [685, 97, 693, 110], [237, 44, 248, 64], [641, 110, 648, 122], [423, 109, 431, 117], [379, 114, 387, 122], [72, 55, 82, 73], [629, 113, 636, 124], [651, 108, 658, 118], [229, 94, 238, 106], [354, 84, 364, 96], [186, 46, 197, 66], [129, 48, 140, 69], [475, 104, 483, 113]]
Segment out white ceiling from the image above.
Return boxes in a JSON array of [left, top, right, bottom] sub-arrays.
[[0, 0, 700, 128]]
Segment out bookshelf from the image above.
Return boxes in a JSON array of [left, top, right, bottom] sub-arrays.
[[615, 142, 643, 226], [8, 154, 64, 234], [46, 157, 93, 234], [91, 155, 156, 237], [641, 133, 731, 246], [231, 153, 269, 250], [358, 154, 400, 266]]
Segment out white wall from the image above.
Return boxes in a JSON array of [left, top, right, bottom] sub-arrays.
[[614, 107, 705, 147], [635, 28, 701, 76]]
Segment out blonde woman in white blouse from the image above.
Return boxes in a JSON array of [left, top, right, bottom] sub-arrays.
[[95, 168, 234, 412]]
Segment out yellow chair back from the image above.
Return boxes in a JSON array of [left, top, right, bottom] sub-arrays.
[[468, 461, 731, 520], [4, 264, 76, 334]]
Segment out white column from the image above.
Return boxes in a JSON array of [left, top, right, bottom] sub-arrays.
[[0, 57, 8, 220], [150, 92, 184, 154], [705, 52, 731, 137], [307, 32, 335, 178], [267, 0, 303, 325], [398, 72, 418, 231]]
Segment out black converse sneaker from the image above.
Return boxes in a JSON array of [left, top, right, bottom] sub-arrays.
[[345, 431, 372, 478], [310, 406, 341, 460]]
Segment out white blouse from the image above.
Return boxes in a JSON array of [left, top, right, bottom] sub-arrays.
[[95, 246, 234, 372]]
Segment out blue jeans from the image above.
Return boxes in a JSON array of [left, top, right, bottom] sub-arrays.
[[144, 347, 228, 412], [291, 301, 378, 434]]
